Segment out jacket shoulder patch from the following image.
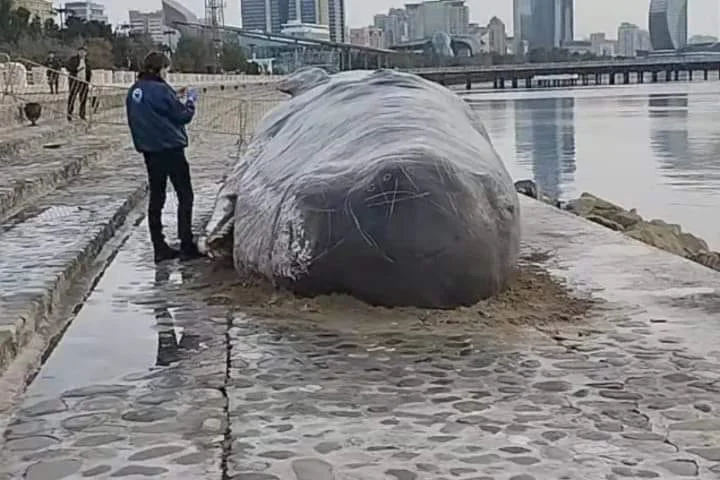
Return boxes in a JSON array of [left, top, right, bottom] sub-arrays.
[[131, 87, 143, 103]]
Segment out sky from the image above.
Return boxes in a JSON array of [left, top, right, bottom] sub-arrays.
[[100, 0, 720, 40]]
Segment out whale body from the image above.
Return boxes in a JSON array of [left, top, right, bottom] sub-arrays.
[[202, 68, 521, 309]]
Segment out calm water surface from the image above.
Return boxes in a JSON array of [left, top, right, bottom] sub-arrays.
[[467, 82, 720, 249]]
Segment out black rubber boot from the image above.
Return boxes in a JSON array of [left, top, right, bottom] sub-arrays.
[[179, 242, 204, 261], [154, 243, 180, 263]]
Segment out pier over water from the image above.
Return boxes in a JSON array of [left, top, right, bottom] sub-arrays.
[[406, 55, 720, 89]]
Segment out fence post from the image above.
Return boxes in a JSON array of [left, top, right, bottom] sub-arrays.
[[0, 53, 14, 98], [87, 83, 96, 130]]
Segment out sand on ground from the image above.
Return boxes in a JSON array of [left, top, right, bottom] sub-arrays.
[[173, 250, 597, 338]]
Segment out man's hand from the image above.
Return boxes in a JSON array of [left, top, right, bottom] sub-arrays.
[[177, 86, 188, 97]]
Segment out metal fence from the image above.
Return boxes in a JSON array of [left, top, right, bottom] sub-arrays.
[[0, 54, 286, 143]]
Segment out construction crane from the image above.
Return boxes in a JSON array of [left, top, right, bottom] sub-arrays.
[[204, 0, 225, 73]]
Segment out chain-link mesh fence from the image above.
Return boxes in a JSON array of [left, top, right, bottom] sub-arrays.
[[0, 54, 286, 141]]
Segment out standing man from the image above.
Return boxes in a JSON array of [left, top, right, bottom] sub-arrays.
[[126, 51, 203, 263], [65, 46, 92, 121], [45, 51, 61, 94]]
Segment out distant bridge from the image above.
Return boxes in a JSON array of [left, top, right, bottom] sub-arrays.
[[404, 55, 720, 89]]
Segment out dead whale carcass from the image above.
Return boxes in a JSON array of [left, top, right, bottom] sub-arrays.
[[201, 68, 521, 309]]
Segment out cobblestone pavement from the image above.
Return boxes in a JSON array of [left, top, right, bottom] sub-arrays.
[[2, 185, 720, 479]]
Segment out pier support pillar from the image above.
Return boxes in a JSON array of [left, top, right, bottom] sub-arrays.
[[623, 72, 630, 84], [674, 70, 680, 81], [704, 69, 709, 80], [637, 72, 644, 83], [595, 73, 601, 84], [652, 71, 658, 82], [493, 78, 499, 89], [688, 70, 693, 81], [525, 78, 532, 88], [465, 78, 472, 90], [511, 78, 518, 88], [499, 78, 505, 89], [666, 70, 672, 81], [609, 73, 615, 85]]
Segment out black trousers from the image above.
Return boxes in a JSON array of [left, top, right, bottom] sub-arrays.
[[143, 148, 195, 248], [67, 79, 88, 119], [47, 73, 59, 94]]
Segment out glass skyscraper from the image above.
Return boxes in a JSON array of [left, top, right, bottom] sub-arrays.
[[513, 0, 573, 51], [648, 0, 688, 50], [242, 0, 345, 42]]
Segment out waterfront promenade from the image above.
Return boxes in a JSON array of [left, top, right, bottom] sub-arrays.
[[1, 76, 720, 479]]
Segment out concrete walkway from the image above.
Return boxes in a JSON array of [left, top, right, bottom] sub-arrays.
[[1, 173, 720, 480]]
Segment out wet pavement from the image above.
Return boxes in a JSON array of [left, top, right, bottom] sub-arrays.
[[0, 92, 263, 384], [0, 133, 238, 479], [2, 182, 720, 479]]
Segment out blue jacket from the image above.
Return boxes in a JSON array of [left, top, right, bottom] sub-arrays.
[[126, 74, 195, 153]]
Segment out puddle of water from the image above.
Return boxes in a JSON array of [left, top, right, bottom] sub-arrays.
[[24, 236, 160, 401]]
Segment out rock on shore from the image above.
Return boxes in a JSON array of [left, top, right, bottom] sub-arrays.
[[566, 192, 720, 271]]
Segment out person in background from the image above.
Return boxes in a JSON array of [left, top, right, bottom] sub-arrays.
[[126, 51, 203, 263], [45, 52, 61, 94], [65, 45, 92, 120]]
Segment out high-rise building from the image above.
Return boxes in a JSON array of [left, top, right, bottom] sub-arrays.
[[588, 32, 616, 56], [349, 26, 385, 48], [13, 0, 54, 22], [374, 8, 409, 47], [328, 0, 346, 42], [244, 0, 344, 41], [513, 0, 573, 52], [616, 22, 653, 57], [288, 0, 317, 23], [555, 0, 573, 46], [648, 0, 687, 50], [65, 1, 109, 23], [129, 10, 168, 45], [487, 16, 507, 54], [406, 0, 469, 41], [241, 0, 285, 33]]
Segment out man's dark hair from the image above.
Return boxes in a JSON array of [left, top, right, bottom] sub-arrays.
[[78, 45, 87, 51], [142, 51, 170, 76]]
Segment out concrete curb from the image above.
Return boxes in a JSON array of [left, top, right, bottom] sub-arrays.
[[0, 183, 147, 378]]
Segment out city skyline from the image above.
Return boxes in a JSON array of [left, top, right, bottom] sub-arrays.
[[81, 0, 718, 39]]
